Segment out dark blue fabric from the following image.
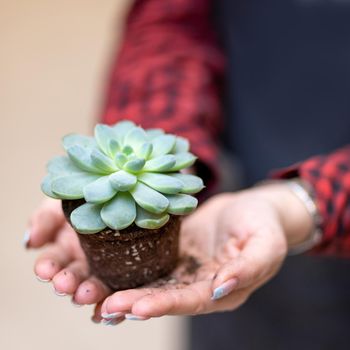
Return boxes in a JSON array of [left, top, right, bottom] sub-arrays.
[[190, 1, 350, 349]]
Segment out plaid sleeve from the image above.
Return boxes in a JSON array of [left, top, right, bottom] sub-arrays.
[[100, 0, 225, 196], [272, 146, 350, 257]]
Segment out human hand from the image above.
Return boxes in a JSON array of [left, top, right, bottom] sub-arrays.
[[27, 198, 115, 322], [94, 183, 313, 323]]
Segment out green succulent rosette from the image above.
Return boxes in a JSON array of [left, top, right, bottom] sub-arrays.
[[41, 120, 204, 233]]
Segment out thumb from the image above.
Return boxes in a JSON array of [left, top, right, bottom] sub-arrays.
[[26, 199, 65, 248], [211, 227, 286, 301]]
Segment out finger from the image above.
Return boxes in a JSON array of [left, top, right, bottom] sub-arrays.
[[211, 227, 286, 300], [52, 260, 89, 296], [74, 276, 111, 305], [34, 240, 75, 281], [27, 199, 65, 248], [101, 288, 158, 317], [131, 280, 213, 317]]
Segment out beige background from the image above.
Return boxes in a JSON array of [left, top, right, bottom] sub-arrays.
[[0, 1, 186, 349]]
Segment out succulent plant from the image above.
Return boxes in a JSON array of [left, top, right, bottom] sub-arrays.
[[41, 120, 204, 233]]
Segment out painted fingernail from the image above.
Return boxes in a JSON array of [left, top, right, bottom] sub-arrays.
[[23, 230, 31, 248], [102, 318, 122, 326], [125, 314, 148, 321], [54, 288, 67, 297], [71, 299, 82, 307], [101, 312, 124, 319], [36, 275, 51, 283], [211, 278, 239, 301]]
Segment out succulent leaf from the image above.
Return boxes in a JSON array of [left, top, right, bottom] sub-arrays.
[[167, 152, 197, 172], [136, 142, 153, 159], [169, 173, 204, 194], [173, 137, 190, 153], [83, 176, 117, 204], [51, 173, 99, 199], [135, 205, 170, 229], [138, 173, 183, 194], [47, 156, 82, 176], [94, 124, 119, 156], [114, 152, 127, 168], [41, 175, 60, 199], [113, 120, 136, 143], [101, 192, 136, 230], [151, 135, 176, 157], [91, 149, 118, 173], [123, 158, 146, 173], [145, 128, 164, 140], [143, 154, 176, 172], [109, 170, 137, 191], [67, 145, 101, 173], [124, 126, 148, 151], [165, 194, 198, 215], [130, 182, 169, 214], [62, 134, 96, 151], [70, 203, 106, 234]]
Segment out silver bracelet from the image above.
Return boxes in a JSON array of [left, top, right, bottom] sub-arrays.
[[285, 179, 323, 255]]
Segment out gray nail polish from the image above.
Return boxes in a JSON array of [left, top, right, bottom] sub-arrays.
[[125, 314, 147, 321], [23, 230, 30, 248], [36, 275, 51, 283], [211, 278, 238, 301], [54, 289, 67, 297], [101, 312, 124, 319], [102, 318, 120, 326]]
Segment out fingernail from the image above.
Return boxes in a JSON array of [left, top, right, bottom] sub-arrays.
[[102, 318, 122, 326], [36, 275, 51, 283], [211, 278, 239, 301], [101, 311, 124, 319], [125, 314, 148, 321], [54, 288, 67, 297], [23, 230, 31, 248], [71, 299, 82, 307]]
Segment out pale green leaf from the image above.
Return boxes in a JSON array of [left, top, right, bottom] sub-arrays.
[[67, 145, 101, 173], [94, 124, 119, 156], [115, 152, 128, 168], [138, 172, 183, 194], [151, 135, 176, 157], [135, 205, 169, 229], [70, 203, 106, 234], [47, 156, 82, 176], [145, 128, 164, 140], [83, 176, 117, 204], [91, 149, 118, 173], [122, 145, 134, 155], [167, 152, 197, 171], [101, 192, 136, 230], [130, 182, 169, 214], [173, 137, 190, 153], [51, 173, 99, 199], [62, 133, 96, 151], [124, 126, 148, 151], [113, 120, 136, 143], [170, 173, 204, 194], [123, 158, 145, 173], [143, 154, 176, 172], [165, 194, 198, 215], [136, 142, 153, 159], [41, 175, 60, 199], [109, 170, 137, 191], [109, 140, 120, 156]]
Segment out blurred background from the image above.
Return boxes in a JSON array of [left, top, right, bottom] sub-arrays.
[[0, 1, 186, 349]]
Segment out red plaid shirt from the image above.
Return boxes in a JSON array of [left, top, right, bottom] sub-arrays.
[[100, 0, 350, 257]]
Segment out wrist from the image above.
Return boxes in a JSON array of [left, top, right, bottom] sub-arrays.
[[253, 182, 314, 249]]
